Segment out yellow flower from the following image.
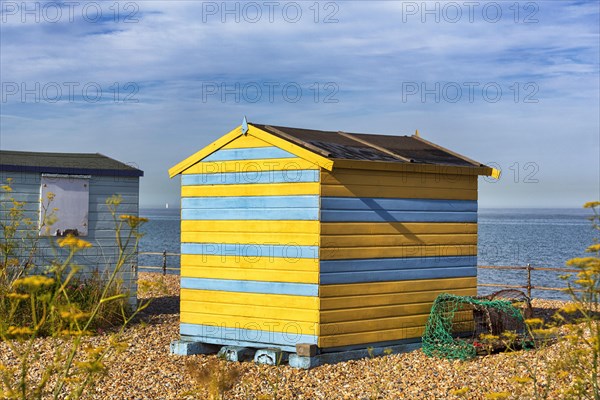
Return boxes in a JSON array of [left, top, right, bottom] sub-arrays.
[[7, 326, 34, 337], [6, 293, 30, 301], [485, 392, 510, 399], [586, 243, 600, 253], [59, 329, 93, 337], [583, 201, 600, 208], [561, 303, 580, 314], [119, 214, 148, 227], [75, 360, 106, 373], [1, 185, 12, 192], [58, 235, 92, 249], [451, 387, 469, 396], [512, 376, 532, 384], [12, 275, 55, 291], [60, 310, 90, 322], [106, 195, 122, 206], [525, 318, 544, 327]]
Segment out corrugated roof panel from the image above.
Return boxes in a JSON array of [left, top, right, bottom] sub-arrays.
[[0, 150, 144, 177]]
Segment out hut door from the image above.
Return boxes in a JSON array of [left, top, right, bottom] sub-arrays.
[[39, 175, 90, 236]]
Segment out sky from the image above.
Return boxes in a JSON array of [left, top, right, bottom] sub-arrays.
[[1, 0, 598, 208]]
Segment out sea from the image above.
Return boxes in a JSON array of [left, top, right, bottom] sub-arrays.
[[138, 208, 597, 300]]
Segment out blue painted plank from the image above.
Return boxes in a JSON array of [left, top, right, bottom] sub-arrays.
[[182, 170, 319, 186], [321, 197, 477, 212], [319, 266, 477, 284], [320, 210, 477, 223], [181, 208, 319, 221], [180, 277, 319, 296], [203, 147, 297, 162], [182, 195, 319, 209], [181, 243, 319, 259], [320, 256, 477, 273], [180, 323, 317, 351]]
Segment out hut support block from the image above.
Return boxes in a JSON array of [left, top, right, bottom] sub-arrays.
[[289, 342, 422, 369], [218, 346, 254, 362], [254, 348, 288, 366], [170, 340, 219, 356]]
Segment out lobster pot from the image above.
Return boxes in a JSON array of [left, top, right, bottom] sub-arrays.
[[169, 122, 497, 352]]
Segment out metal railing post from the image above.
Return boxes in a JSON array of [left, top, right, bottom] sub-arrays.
[[162, 250, 167, 275], [526, 263, 532, 299]]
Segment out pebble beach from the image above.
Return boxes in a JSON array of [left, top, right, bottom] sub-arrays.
[[0, 273, 591, 399]]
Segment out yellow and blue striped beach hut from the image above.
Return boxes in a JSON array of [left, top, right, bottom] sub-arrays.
[[168, 120, 498, 360]]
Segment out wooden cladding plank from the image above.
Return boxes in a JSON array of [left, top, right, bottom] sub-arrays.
[[181, 231, 318, 246], [182, 220, 320, 234], [181, 243, 318, 259], [321, 184, 477, 200], [182, 158, 319, 175], [320, 233, 477, 248], [321, 210, 477, 223], [319, 326, 426, 348], [180, 265, 319, 284], [321, 287, 477, 310], [321, 222, 476, 235], [181, 301, 319, 323], [320, 277, 477, 297], [320, 266, 476, 284], [321, 197, 476, 212], [180, 289, 319, 310], [182, 195, 319, 209], [322, 302, 440, 323], [320, 256, 476, 273], [321, 169, 477, 190], [180, 312, 318, 336], [180, 323, 318, 349], [181, 277, 319, 297], [321, 314, 431, 335], [221, 135, 271, 149], [320, 244, 477, 260], [182, 170, 319, 186], [182, 208, 319, 221], [182, 182, 320, 197], [203, 146, 297, 162], [181, 254, 319, 272]]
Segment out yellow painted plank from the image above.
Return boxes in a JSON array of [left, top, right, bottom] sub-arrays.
[[182, 182, 320, 197], [182, 220, 321, 234], [320, 287, 477, 310], [182, 158, 320, 175], [332, 159, 493, 177], [321, 311, 473, 336], [321, 314, 430, 335], [181, 266, 319, 284], [321, 222, 477, 235], [320, 233, 477, 248], [320, 244, 477, 260], [181, 301, 319, 323], [181, 254, 319, 271], [181, 289, 319, 309], [180, 312, 318, 336], [321, 302, 434, 323], [169, 125, 242, 177], [321, 184, 477, 200], [321, 169, 477, 190], [249, 125, 334, 171], [182, 231, 318, 246], [320, 277, 477, 297], [319, 326, 426, 347], [221, 135, 271, 149]]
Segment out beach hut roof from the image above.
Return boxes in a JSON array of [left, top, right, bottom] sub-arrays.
[[169, 122, 499, 178], [0, 150, 144, 177]]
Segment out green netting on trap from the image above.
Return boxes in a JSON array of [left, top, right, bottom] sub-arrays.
[[422, 293, 525, 360]]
